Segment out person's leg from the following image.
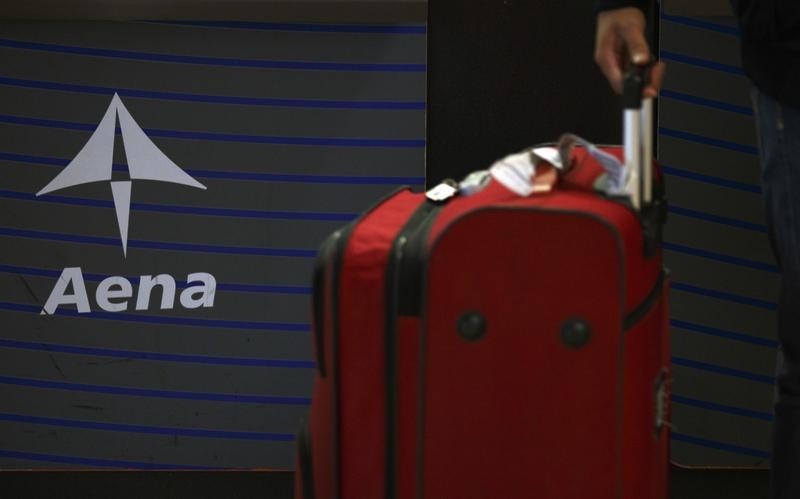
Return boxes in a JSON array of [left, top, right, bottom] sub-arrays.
[[753, 88, 800, 499]]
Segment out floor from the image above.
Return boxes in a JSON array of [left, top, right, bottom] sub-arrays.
[[670, 466, 769, 499], [0, 466, 769, 498]]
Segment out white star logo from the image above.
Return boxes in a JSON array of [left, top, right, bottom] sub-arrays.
[[37, 94, 206, 257]]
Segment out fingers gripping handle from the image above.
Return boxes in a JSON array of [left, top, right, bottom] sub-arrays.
[[623, 65, 655, 210]]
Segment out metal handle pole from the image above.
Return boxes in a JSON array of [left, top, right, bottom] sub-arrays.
[[624, 109, 642, 210], [642, 97, 654, 204]]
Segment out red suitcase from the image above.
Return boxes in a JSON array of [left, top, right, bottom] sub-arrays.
[[296, 71, 671, 499]]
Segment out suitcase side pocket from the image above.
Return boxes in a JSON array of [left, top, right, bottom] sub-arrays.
[[623, 268, 667, 331]]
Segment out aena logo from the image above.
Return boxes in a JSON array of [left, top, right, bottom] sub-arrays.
[[41, 268, 216, 315], [37, 93, 206, 255], [38, 94, 216, 315]]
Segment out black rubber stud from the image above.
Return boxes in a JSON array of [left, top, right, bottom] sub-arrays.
[[457, 311, 487, 341], [561, 318, 592, 349]]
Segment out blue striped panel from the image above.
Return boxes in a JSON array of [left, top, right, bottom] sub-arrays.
[[0, 151, 68, 167], [0, 189, 360, 223], [0, 449, 217, 470], [146, 20, 427, 34], [671, 319, 779, 349], [660, 51, 744, 75], [0, 412, 295, 441], [0, 76, 426, 110], [671, 433, 770, 459], [672, 395, 773, 422], [12, 168, 755, 237], [672, 356, 775, 385], [0, 302, 311, 333], [4, 438, 762, 468], [0, 151, 426, 186], [671, 282, 777, 310], [661, 165, 761, 194], [0, 38, 427, 73], [0, 114, 426, 148], [0, 375, 312, 405], [659, 127, 758, 155], [660, 6, 770, 469], [0, 227, 318, 258], [216, 282, 311, 294], [0, 338, 315, 369], [660, 89, 753, 116], [184, 169, 424, 185], [664, 242, 778, 273], [0, 288, 777, 357], [661, 15, 740, 36], [0, 264, 312, 295], [668, 205, 767, 233]]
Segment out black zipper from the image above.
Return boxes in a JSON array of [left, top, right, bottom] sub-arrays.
[[297, 420, 315, 499], [623, 268, 667, 331], [330, 226, 352, 499], [384, 201, 443, 499], [397, 204, 443, 317], [312, 233, 340, 378], [327, 187, 411, 499]]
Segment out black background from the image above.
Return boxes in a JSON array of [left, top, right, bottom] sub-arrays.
[[426, 0, 625, 185]]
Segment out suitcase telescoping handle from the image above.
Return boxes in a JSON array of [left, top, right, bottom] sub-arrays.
[[622, 63, 666, 258], [622, 64, 655, 211]]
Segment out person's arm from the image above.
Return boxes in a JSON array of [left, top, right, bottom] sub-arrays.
[[594, 0, 664, 96]]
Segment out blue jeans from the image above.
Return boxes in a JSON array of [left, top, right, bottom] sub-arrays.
[[753, 88, 800, 499]]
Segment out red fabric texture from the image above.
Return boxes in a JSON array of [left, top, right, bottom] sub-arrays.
[[563, 145, 663, 192], [422, 209, 624, 498], [396, 316, 422, 499], [301, 147, 669, 497], [430, 187, 660, 314], [620, 279, 671, 499], [337, 190, 423, 499]]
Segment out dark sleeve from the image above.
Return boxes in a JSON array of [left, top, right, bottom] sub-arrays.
[[594, 0, 648, 13]]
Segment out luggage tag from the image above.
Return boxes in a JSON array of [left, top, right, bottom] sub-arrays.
[[488, 146, 566, 196], [425, 179, 459, 202], [531, 163, 558, 193], [489, 150, 537, 196], [530, 146, 563, 194], [557, 134, 629, 196], [458, 170, 491, 196], [530, 146, 564, 170]]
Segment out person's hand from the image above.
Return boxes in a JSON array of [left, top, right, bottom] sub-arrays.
[[594, 7, 665, 97]]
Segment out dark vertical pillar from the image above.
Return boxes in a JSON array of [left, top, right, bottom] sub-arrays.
[[426, 0, 626, 185]]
